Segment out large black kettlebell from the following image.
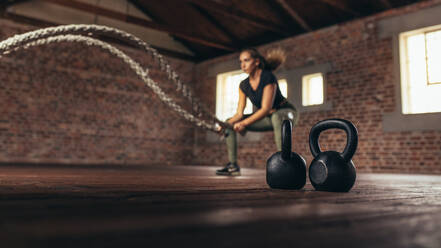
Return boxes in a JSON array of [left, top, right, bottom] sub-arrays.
[[267, 119, 306, 189], [309, 119, 358, 192]]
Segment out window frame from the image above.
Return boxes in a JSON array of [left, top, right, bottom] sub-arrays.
[[378, 4, 441, 131], [424, 29, 441, 86], [276, 63, 332, 113], [399, 25, 441, 115], [302, 72, 325, 106]]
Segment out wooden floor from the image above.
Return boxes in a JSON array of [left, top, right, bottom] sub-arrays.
[[0, 164, 440, 248]]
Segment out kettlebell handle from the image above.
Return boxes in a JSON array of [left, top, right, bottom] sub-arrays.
[[309, 119, 358, 162], [281, 119, 292, 161]]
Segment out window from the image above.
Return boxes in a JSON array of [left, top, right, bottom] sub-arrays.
[[400, 25, 441, 114], [302, 73, 324, 106], [216, 70, 252, 121], [278, 79, 288, 98], [216, 70, 288, 121], [372, 6, 441, 131]]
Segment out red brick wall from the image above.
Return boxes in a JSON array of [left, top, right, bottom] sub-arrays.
[[192, 0, 441, 173], [1, 1, 441, 173], [0, 19, 196, 166]]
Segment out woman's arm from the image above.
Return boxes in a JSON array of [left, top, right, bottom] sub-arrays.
[[227, 88, 247, 125], [234, 84, 276, 132]]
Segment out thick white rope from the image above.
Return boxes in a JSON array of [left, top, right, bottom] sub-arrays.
[[0, 24, 224, 129], [0, 34, 216, 131]]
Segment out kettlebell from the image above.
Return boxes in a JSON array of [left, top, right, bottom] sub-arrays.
[[266, 119, 306, 189], [308, 119, 358, 192]]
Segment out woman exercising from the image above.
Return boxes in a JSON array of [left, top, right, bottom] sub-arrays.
[[216, 48, 298, 176]]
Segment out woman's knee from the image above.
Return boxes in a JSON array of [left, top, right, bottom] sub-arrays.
[[272, 109, 298, 126], [270, 111, 283, 126]]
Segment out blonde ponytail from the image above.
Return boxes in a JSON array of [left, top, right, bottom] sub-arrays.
[[240, 47, 287, 71], [264, 48, 286, 71]]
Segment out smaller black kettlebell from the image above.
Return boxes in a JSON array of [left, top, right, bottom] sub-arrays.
[[267, 119, 306, 189], [309, 119, 358, 192]]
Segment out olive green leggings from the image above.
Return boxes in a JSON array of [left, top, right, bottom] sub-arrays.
[[225, 107, 298, 163]]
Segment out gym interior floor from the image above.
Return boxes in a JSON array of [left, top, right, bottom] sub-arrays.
[[0, 164, 440, 248]]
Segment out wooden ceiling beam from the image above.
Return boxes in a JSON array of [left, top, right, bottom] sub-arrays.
[[275, 0, 312, 32], [128, 0, 200, 58], [1, 0, 23, 8], [2, 11, 55, 27], [319, 0, 360, 16], [185, 0, 290, 36], [1, 11, 197, 61], [0, 0, 31, 11], [41, 0, 236, 51], [190, 4, 242, 48]]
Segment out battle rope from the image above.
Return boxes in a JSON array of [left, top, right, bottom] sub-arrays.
[[0, 25, 231, 134]]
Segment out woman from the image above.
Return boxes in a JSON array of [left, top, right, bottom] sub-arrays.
[[216, 48, 298, 176]]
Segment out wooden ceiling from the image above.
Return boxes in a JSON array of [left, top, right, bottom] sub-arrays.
[[1, 0, 424, 62]]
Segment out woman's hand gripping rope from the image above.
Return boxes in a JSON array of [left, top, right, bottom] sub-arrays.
[[215, 119, 246, 140]]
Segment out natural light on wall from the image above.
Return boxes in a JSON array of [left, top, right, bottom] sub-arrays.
[[302, 73, 324, 106], [216, 71, 288, 121], [400, 25, 441, 114]]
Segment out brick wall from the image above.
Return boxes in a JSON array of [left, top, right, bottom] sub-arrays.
[[0, 19, 196, 166], [1, 0, 441, 173], [192, 0, 441, 173]]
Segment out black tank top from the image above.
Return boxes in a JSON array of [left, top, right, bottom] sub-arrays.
[[239, 70, 285, 109]]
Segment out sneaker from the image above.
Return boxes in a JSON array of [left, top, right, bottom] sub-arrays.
[[216, 162, 241, 176]]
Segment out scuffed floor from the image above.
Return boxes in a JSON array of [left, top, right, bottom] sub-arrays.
[[0, 164, 440, 248]]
